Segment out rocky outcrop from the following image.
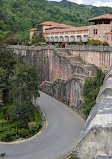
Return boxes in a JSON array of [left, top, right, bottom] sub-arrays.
[[76, 66, 112, 159]]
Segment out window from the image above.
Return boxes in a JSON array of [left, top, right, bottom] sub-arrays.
[[104, 36, 106, 41], [55, 37, 58, 42], [94, 29, 98, 34], [65, 36, 69, 42], [70, 36, 75, 42], [51, 37, 54, 42], [94, 29, 96, 34]]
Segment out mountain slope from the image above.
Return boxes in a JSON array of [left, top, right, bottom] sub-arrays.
[[0, 0, 112, 40]]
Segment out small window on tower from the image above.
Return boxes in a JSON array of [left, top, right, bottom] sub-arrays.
[[94, 29, 96, 34], [94, 29, 98, 34]]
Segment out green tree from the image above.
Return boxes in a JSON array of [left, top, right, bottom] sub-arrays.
[[0, 67, 7, 106], [10, 60, 40, 120], [0, 41, 16, 103], [32, 24, 45, 46], [82, 69, 105, 116]]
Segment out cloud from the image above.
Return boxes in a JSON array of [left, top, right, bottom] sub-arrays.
[[48, 0, 112, 7], [92, 0, 112, 7], [75, 0, 83, 4]]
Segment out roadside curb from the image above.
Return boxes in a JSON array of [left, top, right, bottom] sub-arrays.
[[0, 102, 48, 145]]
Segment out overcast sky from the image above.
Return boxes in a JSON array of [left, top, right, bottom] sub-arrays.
[[49, 0, 112, 7]]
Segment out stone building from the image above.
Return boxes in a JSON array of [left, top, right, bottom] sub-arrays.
[[29, 14, 112, 46], [89, 14, 112, 46]]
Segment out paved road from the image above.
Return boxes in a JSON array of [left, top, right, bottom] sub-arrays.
[[0, 92, 85, 159]]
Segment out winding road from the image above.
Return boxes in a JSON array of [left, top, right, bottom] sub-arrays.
[[0, 92, 85, 159]]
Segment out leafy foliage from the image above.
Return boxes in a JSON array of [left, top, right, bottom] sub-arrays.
[[10, 60, 40, 120], [82, 69, 106, 116], [0, 37, 41, 142], [87, 39, 102, 46], [18, 129, 31, 138], [32, 24, 45, 46], [0, 103, 43, 141], [102, 41, 109, 46], [0, 43, 16, 104], [28, 122, 39, 132]]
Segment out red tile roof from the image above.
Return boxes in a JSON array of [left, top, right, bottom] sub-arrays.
[[29, 21, 74, 32], [88, 14, 112, 22], [105, 32, 112, 34], [28, 28, 37, 31], [46, 24, 75, 30], [45, 25, 90, 34], [40, 21, 59, 26]]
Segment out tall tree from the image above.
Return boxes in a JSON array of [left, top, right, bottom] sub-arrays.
[[32, 24, 45, 46], [82, 69, 106, 116], [10, 60, 40, 120], [0, 35, 17, 103]]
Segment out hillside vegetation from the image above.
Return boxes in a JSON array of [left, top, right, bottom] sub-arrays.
[[0, 0, 112, 41]]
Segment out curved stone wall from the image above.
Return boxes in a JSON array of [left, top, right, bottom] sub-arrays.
[[40, 73, 88, 116]]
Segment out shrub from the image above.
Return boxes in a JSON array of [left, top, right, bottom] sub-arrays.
[[28, 122, 39, 132], [77, 42, 83, 45], [61, 42, 68, 48], [19, 129, 30, 138], [68, 42, 77, 45], [1, 131, 14, 142], [102, 41, 109, 46], [92, 42, 99, 46], [82, 69, 106, 117], [39, 42, 46, 46], [87, 39, 102, 46]]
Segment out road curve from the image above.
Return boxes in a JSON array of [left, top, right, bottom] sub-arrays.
[[0, 92, 85, 159]]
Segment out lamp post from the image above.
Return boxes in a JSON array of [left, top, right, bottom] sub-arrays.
[[16, 112, 19, 136]]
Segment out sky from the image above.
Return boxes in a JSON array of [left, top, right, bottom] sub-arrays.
[[49, 0, 112, 7]]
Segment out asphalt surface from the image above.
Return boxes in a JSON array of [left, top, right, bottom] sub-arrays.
[[0, 92, 85, 159]]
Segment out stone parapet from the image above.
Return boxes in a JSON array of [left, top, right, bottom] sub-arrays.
[[65, 45, 112, 52], [76, 66, 112, 159], [8, 45, 55, 50]]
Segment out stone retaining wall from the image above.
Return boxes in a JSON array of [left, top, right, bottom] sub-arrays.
[[76, 66, 112, 159], [66, 45, 112, 72], [9, 45, 97, 115], [40, 73, 88, 117]]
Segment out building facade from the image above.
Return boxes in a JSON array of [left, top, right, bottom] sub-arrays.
[[29, 14, 112, 46]]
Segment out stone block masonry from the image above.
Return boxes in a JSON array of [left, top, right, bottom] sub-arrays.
[[9, 45, 97, 115], [76, 66, 112, 159], [66, 45, 112, 72], [40, 73, 88, 117]]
